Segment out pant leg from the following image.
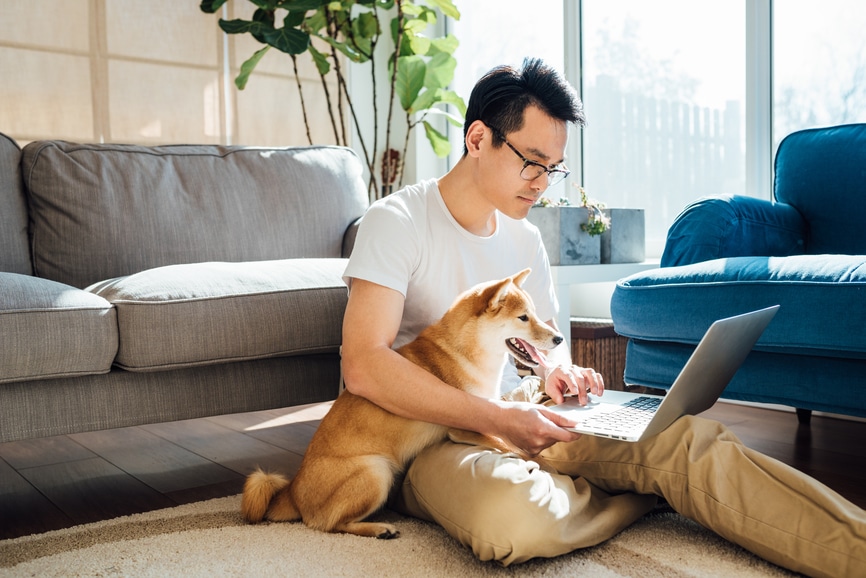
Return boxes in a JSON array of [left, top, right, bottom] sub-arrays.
[[542, 415, 866, 578], [393, 440, 657, 566]]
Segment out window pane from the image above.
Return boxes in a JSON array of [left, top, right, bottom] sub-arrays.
[[582, 1, 746, 257], [448, 0, 564, 170], [773, 0, 866, 148]]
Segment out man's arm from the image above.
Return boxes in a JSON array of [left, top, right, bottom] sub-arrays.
[[340, 279, 581, 455]]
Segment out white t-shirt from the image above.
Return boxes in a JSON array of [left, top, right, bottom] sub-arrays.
[[343, 178, 559, 392]]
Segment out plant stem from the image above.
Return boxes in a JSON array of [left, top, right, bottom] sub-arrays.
[[290, 54, 314, 146], [382, 0, 403, 195]]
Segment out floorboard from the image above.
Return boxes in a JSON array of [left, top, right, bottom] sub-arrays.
[[1, 400, 865, 541]]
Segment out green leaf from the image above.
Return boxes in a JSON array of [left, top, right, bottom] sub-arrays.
[[319, 35, 366, 62], [199, 0, 228, 14], [284, 10, 307, 28], [408, 87, 439, 113], [423, 52, 455, 90], [403, 17, 429, 34], [283, 0, 329, 10], [424, 107, 464, 127], [437, 89, 467, 116], [308, 43, 331, 75], [235, 45, 270, 90], [395, 55, 426, 110], [355, 11, 379, 38], [428, 33, 458, 56], [424, 0, 460, 19], [263, 25, 310, 54], [406, 34, 430, 56], [423, 120, 451, 157], [219, 18, 261, 35]]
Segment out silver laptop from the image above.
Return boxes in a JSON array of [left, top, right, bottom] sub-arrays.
[[546, 305, 780, 442]]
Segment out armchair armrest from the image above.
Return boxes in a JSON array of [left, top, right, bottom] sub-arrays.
[[661, 195, 807, 267]]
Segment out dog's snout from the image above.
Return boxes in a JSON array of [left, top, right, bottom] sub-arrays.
[[552, 334, 564, 347]]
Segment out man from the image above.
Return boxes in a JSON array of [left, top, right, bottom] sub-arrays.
[[341, 58, 865, 577]]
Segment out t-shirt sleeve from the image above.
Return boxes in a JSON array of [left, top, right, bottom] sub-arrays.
[[342, 199, 419, 296]]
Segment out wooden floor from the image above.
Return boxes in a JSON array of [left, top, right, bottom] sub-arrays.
[[2, 400, 865, 541]]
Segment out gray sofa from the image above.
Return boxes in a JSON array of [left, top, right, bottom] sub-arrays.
[[0, 132, 368, 443]]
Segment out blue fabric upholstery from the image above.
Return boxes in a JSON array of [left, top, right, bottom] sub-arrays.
[[775, 124, 866, 254], [660, 196, 806, 267], [611, 124, 866, 419]]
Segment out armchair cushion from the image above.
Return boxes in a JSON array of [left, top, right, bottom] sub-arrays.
[[612, 254, 866, 357]]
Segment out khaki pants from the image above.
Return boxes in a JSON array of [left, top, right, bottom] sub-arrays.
[[393, 384, 866, 577]]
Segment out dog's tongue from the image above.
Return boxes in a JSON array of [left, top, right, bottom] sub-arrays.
[[515, 338, 547, 366]]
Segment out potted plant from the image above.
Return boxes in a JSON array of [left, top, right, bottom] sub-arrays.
[[200, 0, 465, 201]]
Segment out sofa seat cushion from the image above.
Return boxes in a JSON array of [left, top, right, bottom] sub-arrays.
[[611, 254, 866, 357], [87, 258, 349, 371], [0, 273, 117, 383]]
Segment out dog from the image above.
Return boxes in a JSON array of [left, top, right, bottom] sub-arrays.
[[240, 268, 563, 538]]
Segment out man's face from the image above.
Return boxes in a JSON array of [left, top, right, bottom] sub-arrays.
[[481, 105, 569, 220]]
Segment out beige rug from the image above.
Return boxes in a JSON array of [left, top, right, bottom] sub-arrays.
[[0, 496, 797, 577]]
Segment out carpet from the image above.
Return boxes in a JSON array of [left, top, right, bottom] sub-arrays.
[[0, 496, 797, 577]]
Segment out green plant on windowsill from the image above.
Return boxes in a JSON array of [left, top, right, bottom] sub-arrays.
[[533, 185, 610, 236]]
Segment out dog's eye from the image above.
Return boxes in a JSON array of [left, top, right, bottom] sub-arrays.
[[518, 315, 529, 322]]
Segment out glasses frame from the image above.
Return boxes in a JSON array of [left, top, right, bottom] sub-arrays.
[[488, 126, 570, 186]]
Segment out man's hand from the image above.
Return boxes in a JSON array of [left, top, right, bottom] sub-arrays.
[[492, 400, 581, 456], [543, 364, 605, 405]]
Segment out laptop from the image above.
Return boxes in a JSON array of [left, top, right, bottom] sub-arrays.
[[546, 305, 780, 442]]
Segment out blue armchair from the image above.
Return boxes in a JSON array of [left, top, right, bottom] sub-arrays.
[[610, 123, 866, 422]]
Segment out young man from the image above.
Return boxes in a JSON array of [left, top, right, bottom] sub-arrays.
[[341, 59, 865, 577]]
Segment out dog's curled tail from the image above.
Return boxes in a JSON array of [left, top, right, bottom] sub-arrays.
[[241, 468, 297, 523]]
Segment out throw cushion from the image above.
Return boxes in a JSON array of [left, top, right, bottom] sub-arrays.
[[22, 141, 368, 288], [0, 133, 31, 275], [0, 273, 117, 383], [88, 258, 349, 371]]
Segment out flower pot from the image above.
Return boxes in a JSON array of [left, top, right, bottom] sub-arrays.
[[601, 208, 645, 264], [527, 206, 601, 265]]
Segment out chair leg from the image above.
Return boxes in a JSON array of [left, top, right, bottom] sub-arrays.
[[796, 408, 812, 425]]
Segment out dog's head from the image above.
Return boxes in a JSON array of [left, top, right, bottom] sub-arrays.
[[473, 268, 564, 367]]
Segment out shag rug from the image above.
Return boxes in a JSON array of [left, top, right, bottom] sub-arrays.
[[0, 495, 797, 577]]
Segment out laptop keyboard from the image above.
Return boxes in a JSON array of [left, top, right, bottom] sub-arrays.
[[581, 396, 662, 432]]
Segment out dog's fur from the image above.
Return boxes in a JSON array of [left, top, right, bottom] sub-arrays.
[[240, 268, 563, 538]]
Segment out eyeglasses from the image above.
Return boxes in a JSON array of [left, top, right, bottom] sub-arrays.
[[489, 126, 570, 187]]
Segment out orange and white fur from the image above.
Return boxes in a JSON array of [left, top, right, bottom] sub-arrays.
[[241, 268, 563, 538]]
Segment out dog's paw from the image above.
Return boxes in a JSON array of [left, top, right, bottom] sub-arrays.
[[376, 526, 400, 539]]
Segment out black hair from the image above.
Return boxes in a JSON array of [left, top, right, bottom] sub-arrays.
[[462, 58, 586, 155]]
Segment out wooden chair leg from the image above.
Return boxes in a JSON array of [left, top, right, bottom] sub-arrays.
[[796, 408, 812, 425]]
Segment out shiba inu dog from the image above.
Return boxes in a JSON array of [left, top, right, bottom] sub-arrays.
[[241, 268, 563, 538]]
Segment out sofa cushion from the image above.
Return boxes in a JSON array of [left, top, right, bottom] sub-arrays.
[[611, 254, 866, 357], [774, 123, 866, 254], [87, 258, 349, 371], [22, 141, 368, 288], [0, 133, 31, 275], [0, 273, 117, 383]]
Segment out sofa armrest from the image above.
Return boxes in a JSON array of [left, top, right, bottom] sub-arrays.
[[660, 195, 807, 267], [342, 217, 363, 258]]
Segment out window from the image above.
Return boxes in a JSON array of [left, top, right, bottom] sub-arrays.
[[448, 0, 565, 195], [581, 0, 746, 257], [773, 0, 866, 148]]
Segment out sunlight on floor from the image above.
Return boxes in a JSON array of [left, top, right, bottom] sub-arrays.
[[244, 401, 333, 432]]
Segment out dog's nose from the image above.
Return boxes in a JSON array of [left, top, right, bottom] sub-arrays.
[[552, 334, 564, 346]]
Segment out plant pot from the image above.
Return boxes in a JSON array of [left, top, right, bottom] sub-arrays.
[[601, 208, 646, 263], [527, 206, 601, 265]]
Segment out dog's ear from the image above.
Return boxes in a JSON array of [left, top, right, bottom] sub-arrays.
[[486, 278, 514, 312], [512, 268, 531, 287]]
